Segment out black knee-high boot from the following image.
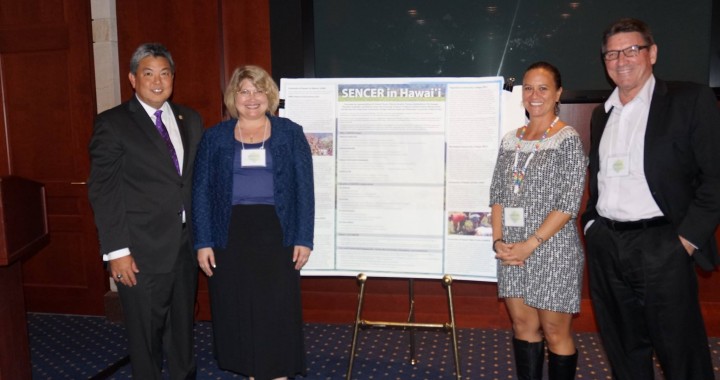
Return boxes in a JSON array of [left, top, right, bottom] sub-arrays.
[[512, 338, 545, 380], [548, 349, 578, 380]]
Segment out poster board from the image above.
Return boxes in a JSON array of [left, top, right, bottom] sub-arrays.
[[280, 77, 524, 281]]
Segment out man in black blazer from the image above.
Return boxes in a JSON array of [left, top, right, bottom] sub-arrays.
[[581, 18, 720, 380], [88, 43, 203, 379]]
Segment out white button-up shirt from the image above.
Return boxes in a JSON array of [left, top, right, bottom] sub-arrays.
[[597, 75, 664, 221]]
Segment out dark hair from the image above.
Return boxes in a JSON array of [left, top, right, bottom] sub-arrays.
[[602, 18, 655, 51], [524, 61, 563, 115], [129, 43, 175, 74], [525, 61, 562, 89]]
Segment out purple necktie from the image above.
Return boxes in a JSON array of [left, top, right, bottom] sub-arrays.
[[154, 110, 181, 175]]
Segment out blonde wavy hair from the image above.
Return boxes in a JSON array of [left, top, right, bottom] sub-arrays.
[[223, 65, 280, 118]]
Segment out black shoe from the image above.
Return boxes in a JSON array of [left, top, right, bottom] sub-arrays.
[[512, 337, 545, 380], [548, 349, 578, 380]]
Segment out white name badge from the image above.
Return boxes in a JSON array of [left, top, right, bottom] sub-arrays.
[[504, 207, 525, 227], [241, 148, 267, 167], [606, 154, 630, 177]]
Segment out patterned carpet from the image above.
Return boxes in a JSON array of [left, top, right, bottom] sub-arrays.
[[28, 313, 720, 379]]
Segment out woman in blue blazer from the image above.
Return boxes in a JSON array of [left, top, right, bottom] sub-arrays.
[[192, 65, 314, 380]]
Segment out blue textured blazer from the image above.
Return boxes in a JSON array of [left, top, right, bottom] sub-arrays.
[[192, 115, 315, 250]]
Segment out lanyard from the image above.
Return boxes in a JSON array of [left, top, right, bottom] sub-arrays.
[[511, 116, 558, 194]]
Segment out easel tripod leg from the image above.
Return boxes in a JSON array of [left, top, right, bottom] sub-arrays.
[[346, 273, 367, 380], [408, 278, 417, 365], [444, 275, 462, 380]]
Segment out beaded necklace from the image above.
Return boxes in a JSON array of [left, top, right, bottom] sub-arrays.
[[511, 116, 559, 194]]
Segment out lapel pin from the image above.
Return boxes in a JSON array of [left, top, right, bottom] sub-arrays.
[[178, 115, 184, 120]]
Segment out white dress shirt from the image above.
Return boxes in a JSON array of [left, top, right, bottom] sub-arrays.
[[596, 75, 664, 222]]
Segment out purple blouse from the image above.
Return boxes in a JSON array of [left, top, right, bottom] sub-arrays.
[[232, 139, 275, 205]]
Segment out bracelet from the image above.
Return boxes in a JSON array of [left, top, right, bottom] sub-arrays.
[[532, 234, 545, 244], [492, 238, 505, 253]]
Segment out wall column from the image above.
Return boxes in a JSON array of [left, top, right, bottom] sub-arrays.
[[91, 0, 121, 113]]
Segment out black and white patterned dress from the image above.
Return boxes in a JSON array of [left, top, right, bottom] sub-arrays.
[[489, 125, 587, 313]]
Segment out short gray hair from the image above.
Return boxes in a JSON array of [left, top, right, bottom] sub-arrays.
[[129, 43, 175, 74]]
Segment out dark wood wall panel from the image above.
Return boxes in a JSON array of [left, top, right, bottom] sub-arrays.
[[4, 51, 76, 177], [0, 0, 64, 24], [220, 1, 273, 87], [0, 89, 8, 175], [0, 0, 105, 315]]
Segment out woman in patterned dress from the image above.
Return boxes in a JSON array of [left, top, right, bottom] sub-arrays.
[[489, 62, 587, 379]]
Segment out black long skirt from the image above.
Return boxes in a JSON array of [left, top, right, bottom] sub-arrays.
[[208, 204, 306, 379]]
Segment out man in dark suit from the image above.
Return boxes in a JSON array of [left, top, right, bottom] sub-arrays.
[[581, 18, 720, 380], [88, 43, 203, 379]]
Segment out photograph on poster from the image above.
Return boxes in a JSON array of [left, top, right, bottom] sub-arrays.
[[306, 132, 334, 156], [448, 211, 491, 237]]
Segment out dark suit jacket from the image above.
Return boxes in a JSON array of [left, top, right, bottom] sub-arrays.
[[88, 96, 204, 273], [581, 79, 720, 271]]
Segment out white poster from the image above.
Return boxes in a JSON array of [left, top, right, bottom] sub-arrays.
[[280, 77, 522, 281]]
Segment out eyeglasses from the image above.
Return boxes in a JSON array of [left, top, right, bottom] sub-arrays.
[[237, 89, 266, 98], [602, 45, 650, 61]]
